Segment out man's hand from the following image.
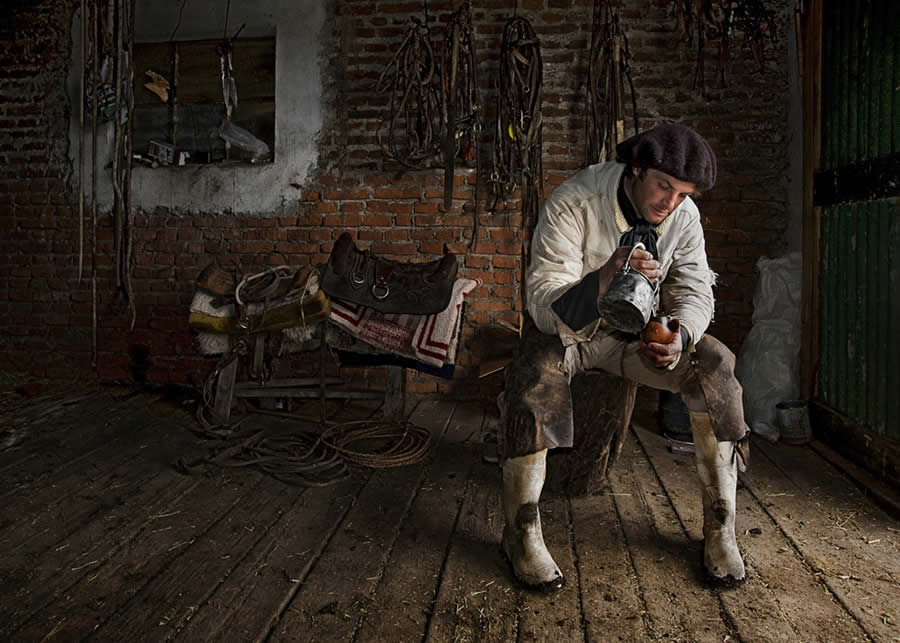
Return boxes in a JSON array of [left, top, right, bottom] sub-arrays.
[[639, 323, 683, 369], [597, 246, 661, 295]]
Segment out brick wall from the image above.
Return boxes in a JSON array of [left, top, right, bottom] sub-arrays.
[[0, 0, 794, 400], [0, 0, 87, 377]]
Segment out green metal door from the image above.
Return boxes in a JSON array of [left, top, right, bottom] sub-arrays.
[[817, 0, 899, 438]]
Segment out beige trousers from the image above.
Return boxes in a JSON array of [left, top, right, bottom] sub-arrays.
[[500, 319, 749, 460], [564, 331, 709, 413]]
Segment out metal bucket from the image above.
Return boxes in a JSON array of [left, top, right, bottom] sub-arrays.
[[776, 400, 812, 445], [596, 243, 658, 334]]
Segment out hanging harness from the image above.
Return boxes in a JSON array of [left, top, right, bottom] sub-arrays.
[[585, 5, 639, 166], [671, 0, 774, 93], [376, 17, 442, 169], [441, 1, 481, 248], [376, 3, 480, 247], [490, 16, 544, 225]]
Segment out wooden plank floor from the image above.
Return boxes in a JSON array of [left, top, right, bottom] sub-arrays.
[[1, 388, 898, 642]]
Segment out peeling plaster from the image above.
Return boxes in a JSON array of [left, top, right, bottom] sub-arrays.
[[67, 0, 324, 215]]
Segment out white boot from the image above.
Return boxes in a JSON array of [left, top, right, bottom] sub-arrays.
[[690, 412, 746, 583], [501, 449, 565, 591]]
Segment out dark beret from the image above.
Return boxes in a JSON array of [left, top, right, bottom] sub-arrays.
[[615, 123, 717, 190]]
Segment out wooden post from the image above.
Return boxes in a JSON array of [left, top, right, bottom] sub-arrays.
[[253, 335, 279, 410], [319, 338, 328, 424], [384, 366, 406, 423], [212, 358, 239, 425], [800, 0, 823, 399]]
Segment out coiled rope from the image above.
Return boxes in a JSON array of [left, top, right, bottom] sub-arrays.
[[322, 420, 432, 469], [188, 263, 433, 484], [177, 423, 349, 488], [180, 415, 432, 486], [191, 363, 433, 485]]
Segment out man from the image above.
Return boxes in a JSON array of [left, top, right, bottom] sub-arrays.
[[500, 123, 749, 591]]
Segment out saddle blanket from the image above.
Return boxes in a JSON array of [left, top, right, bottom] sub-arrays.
[[328, 278, 479, 367]]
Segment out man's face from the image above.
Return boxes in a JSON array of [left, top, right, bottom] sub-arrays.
[[628, 167, 697, 225]]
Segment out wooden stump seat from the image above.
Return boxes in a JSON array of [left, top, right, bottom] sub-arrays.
[[548, 370, 637, 496]]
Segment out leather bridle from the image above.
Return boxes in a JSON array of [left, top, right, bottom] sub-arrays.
[[490, 15, 544, 225], [585, 5, 639, 165], [376, 17, 442, 169]]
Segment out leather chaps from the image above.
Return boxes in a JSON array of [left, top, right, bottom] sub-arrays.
[[500, 317, 749, 462]]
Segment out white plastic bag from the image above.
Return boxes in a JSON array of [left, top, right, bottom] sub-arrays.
[[734, 252, 802, 441], [219, 120, 270, 163]]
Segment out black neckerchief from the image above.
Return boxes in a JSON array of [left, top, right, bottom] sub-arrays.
[[617, 174, 659, 260], [616, 174, 690, 347]]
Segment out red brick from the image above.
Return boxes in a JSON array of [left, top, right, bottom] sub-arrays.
[[464, 255, 491, 269], [388, 202, 412, 214], [493, 256, 519, 269], [372, 241, 417, 255], [384, 229, 409, 241], [415, 202, 440, 213], [363, 214, 392, 226], [373, 187, 421, 199]]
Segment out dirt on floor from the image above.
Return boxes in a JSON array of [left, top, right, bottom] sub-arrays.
[[1, 389, 898, 642]]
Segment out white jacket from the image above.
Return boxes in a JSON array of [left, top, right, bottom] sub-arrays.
[[526, 162, 716, 350]]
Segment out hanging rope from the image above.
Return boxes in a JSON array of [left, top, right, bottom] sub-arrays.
[[124, 0, 136, 330], [376, 16, 442, 169], [111, 0, 137, 329], [585, 5, 639, 166], [78, 0, 85, 284], [720, 0, 775, 77], [376, 2, 480, 247], [90, 0, 99, 369], [490, 15, 544, 225]]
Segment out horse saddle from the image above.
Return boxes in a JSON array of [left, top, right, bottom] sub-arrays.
[[320, 232, 458, 315]]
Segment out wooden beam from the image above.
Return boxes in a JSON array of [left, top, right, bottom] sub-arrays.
[[813, 151, 900, 206], [809, 400, 900, 491], [800, 0, 824, 400], [233, 388, 382, 399]]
